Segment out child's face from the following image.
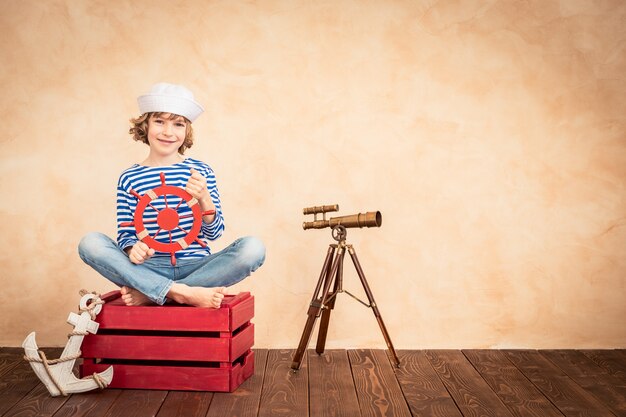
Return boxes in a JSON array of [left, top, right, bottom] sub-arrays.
[[146, 113, 187, 156]]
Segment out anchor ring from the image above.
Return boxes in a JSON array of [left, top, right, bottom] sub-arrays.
[[79, 293, 102, 316]]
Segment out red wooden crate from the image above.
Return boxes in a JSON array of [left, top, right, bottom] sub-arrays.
[[80, 290, 254, 392]]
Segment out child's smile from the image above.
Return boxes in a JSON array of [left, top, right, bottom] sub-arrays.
[[146, 113, 187, 158]]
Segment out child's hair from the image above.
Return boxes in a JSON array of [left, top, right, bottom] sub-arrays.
[[129, 112, 195, 154]]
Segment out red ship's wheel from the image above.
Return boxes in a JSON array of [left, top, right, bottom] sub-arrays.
[[121, 172, 215, 265]]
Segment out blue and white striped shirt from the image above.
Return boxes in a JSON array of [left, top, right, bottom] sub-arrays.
[[116, 158, 224, 259]]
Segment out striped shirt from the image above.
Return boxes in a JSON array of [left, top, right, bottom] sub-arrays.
[[116, 158, 224, 259]]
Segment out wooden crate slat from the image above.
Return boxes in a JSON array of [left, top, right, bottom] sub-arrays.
[[505, 350, 615, 417], [83, 334, 228, 362], [258, 349, 309, 417], [207, 349, 268, 417], [228, 350, 256, 392], [425, 350, 514, 417], [231, 323, 255, 362], [81, 350, 254, 392], [396, 350, 463, 417], [349, 349, 411, 417], [308, 349, 361, 417], [82, 323, 253, 363], [231, 294, 255, 331], [96, 291, 252, 332], [463, 349, 562, 417]]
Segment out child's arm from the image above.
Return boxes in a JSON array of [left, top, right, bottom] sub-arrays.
[[117, 177, 157, 264], [187, 168, 216, 223], [117, 184, 156, 264], [185, 167, 224, 241], [116, 182, 138, 251]]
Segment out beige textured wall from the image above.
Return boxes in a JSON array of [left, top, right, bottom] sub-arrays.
[[1, 0, 625, 349]]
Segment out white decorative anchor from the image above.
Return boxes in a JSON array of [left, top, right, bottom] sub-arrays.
[[22, 290, 114, 397]]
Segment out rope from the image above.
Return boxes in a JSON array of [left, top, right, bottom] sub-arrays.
[[23, 350, 72, 396], [24, 350, 82, 365], [78, 289, 105, 320], [23, 349, 109, 394], [92, 372, 108, 389]]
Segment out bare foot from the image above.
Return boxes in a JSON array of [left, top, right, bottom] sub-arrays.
[[167, 283, 226, 308], [120, 286, 156, 306]]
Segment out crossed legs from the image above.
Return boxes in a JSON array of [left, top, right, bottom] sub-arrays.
[[78, 233, 265, 308]]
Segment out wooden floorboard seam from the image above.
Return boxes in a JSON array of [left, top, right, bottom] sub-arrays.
[[255, 348, 270, 417], [431, 362, 465, 417], [387, 354, 422, 417], [304, 350, 312, 417], [459, 350, 515, 416], [345, 350, 360, 417], [539, 350, 626, 417], [505, 350, 616, 417], [532, 351, 617, 417], [500, 351, 569, 417]]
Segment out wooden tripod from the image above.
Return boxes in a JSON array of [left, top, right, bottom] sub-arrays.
[[291, 226, 400, 370]]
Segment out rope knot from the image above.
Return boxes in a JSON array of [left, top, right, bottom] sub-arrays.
[[78, 289, 104, 320]]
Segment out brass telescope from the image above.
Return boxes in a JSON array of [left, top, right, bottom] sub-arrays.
[[303, 211, 382, 230], [292, 203, 399, 370]]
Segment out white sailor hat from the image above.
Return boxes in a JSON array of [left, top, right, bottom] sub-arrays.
[[137, 83, 204, 122]]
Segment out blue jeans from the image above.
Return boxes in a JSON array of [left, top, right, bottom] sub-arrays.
[[78, 232, 265, 305]]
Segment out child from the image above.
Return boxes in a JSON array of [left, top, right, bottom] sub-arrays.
[[78, 83, 265, 308]]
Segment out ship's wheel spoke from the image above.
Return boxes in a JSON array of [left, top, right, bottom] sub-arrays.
[[148, 202, 160, 213], [152, 228, 163, 240]]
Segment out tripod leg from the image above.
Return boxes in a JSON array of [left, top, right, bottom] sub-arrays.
[[291, 245, 342, 370], [315, 247, 345, 354], [347, 245, 401, 367]]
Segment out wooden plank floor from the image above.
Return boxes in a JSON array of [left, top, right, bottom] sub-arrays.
[[1, 348, 625, 417]]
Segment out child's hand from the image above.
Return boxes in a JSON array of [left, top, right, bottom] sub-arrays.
[[128, 241, 155, 265], [186, 168, 209, 201], [187, 168, 216, 223]]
